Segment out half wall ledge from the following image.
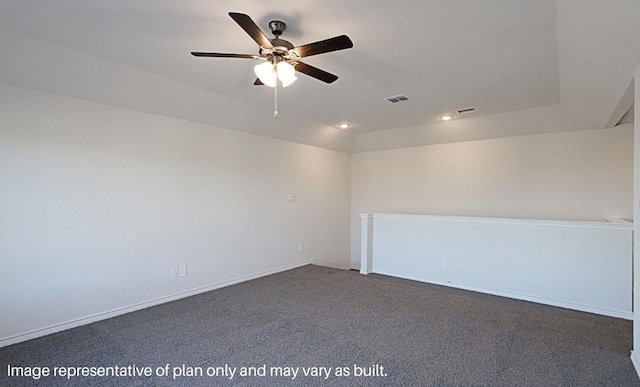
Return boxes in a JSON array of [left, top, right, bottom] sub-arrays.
[[359, 213, 632, 319]]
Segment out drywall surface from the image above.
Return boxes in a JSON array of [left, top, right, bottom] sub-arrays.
[[632, 67, 640, 376], [351, 125, 633, 267], [0, 29, 356, 152], [360, 213, 632, 318], [351, 104, 595, 153], [0, 83, 351, 345]]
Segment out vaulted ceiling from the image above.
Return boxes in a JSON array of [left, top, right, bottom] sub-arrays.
[[1, 1, 638, 152]]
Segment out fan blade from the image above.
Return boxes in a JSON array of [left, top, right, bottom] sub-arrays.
[[229, 12, 274, 49], [293, 35, 353, 58], [254, 78, 264, 86], [294, 62, 339, 83], [191, 52, 260, 59]]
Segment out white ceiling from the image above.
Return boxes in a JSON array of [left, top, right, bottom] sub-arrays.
[[0, 1, 638, 152]]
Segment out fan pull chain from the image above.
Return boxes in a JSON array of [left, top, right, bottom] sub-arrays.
[[273, 77, 278, 118], [273, 65, 279, 117]]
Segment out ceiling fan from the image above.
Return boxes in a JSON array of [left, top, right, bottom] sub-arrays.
[[191, 12, 353, 116]]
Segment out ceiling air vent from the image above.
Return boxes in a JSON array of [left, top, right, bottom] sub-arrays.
[[385, 94, 409, 103], [456, 107, 477, 114]]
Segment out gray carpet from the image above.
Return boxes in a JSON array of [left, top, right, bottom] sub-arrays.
[[1, 265, 638, 386]]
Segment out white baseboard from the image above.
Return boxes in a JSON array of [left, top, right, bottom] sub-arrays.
[[631, 351, 640, 379], [325, 264, 355, 270], [329, 264, 354, 270], [372, 269, 633, 320], [0, 260, 312, 348], [310, 258, 352, 271]]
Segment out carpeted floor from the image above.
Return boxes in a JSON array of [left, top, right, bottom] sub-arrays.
[[1, 265, 638, 386]]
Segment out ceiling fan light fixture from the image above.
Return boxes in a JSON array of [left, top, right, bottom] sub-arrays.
[[254, 61, 277, 87], [193, 12, 352, 117], [254, 60, 297, 88]]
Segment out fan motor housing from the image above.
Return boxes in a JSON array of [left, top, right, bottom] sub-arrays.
[[261, 21, 294, 58], [270, 38, 294, 50]]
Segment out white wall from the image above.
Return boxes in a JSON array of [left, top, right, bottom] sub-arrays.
[[351, 126, 633, 267], [0, 83, 351, 345], [632, 70, 640, 375]]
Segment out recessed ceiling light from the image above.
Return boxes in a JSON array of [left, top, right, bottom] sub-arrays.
[[339, 123, 350, 129], [441, 115, 453, 121]]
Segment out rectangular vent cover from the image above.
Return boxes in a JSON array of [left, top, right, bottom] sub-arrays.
[[456, 107, 477, 114], [385, 95, 409, 103]]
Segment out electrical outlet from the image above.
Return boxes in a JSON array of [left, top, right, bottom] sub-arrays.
[[172, 267, 179, 278], [178, 265, 187, 277], [440, 257, 448, 267], [298, 243, 304, 252]]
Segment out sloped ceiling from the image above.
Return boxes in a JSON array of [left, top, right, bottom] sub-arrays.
[[0, 1, 638, 152]]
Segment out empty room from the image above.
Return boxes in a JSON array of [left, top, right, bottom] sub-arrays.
[[2, 1, 640, 385]]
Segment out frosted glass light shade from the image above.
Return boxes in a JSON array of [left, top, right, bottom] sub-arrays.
[[276, 62, 297, 87], [254, 61, 277, 87]]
